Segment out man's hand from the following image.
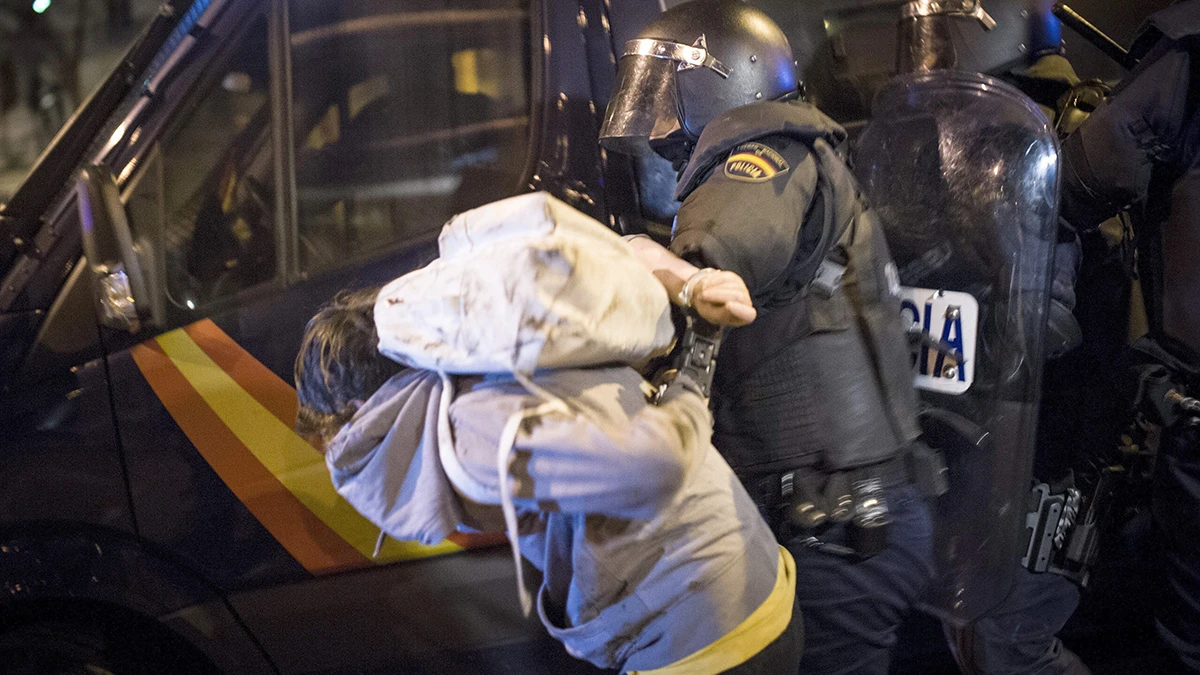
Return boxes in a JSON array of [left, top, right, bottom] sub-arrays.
[[685, 269, 757, 327], [626, 234, 756, 327]]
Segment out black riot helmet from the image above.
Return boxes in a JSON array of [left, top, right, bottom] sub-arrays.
[[600, 0, 800, 157]]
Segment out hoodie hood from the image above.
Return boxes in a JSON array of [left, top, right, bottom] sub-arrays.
[[324, 369, 464, 546]]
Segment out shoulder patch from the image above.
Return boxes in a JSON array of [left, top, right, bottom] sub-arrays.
[[723, 141, 791, 182]]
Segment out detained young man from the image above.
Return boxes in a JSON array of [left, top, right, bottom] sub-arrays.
[[293, 202, 802, 674]]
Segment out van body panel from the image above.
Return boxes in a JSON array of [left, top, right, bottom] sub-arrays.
[[0, 357, 132, 532]]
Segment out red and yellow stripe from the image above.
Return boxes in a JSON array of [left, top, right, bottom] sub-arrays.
[[131, 319, 502, 574]]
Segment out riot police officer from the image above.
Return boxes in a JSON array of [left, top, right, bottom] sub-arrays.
[[1059, 2, 1200, 671], [600, 2, 938, 672]]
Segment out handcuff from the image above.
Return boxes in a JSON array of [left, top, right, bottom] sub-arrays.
[[654, 268, 724, 402], [676, 267, 720, 308]]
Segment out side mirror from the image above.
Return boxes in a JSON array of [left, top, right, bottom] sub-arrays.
[[75, 164, 149, 332]]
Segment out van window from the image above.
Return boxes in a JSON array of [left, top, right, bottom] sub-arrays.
[[137, 14, 277, 311], [289, 0, 532, 273]]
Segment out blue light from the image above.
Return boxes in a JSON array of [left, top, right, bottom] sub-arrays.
[[32, 0, 50, 13]]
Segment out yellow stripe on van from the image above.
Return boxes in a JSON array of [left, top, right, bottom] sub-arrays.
[[154, 328, 463, 563]]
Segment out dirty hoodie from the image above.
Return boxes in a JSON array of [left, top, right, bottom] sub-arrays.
[[324, 365, 794, 673]]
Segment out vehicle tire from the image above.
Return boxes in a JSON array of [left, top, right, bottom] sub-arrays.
[[0, 620, 118, 675], [0, 615, 218, 675]]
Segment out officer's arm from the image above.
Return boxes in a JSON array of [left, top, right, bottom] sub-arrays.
[[668, 136, 818, 298], [1061, 41, 1194, 231]]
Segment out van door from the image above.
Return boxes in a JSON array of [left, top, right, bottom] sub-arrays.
[[103, 0, 599, 671]]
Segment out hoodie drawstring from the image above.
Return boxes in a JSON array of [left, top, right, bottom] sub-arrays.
[[498, 371, 571, 617], [495, 403, 552, 616], [437, 371, 571, 617]]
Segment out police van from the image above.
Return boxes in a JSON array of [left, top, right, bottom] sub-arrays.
[[0, 0, 1172, 672], [0, 0, 668, 671]]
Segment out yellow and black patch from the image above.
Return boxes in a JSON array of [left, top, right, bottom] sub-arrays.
[[723, 142, 790, 182]]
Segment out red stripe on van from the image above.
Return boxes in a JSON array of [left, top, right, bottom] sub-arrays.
[[130, 339, 370, 573]]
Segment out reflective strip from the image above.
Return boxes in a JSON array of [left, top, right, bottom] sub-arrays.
[[133, 319, 473, 571]]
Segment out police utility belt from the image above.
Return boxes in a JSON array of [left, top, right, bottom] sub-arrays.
[[654, 305, 948, 562], [763, 442, 947, 562]]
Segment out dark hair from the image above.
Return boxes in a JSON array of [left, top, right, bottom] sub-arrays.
[[294, 287, 406, 441]]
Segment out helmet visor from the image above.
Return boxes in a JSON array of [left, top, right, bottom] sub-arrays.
[[599, 55, 680, 155]]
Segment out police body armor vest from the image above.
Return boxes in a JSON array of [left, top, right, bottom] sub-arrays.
[[671, 101, 921, 481]]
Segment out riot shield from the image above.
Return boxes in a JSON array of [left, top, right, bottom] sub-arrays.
[[854, 70, 1060, 623]]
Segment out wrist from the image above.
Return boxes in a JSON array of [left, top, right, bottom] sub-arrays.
[[677, 268, 718, 307]]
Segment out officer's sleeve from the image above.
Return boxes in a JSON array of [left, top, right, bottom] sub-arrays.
[[1061, 40, 1194, 231], [670, 136, 819, 297]]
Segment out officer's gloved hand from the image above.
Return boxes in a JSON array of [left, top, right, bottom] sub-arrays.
[[1046, 234, 1083, 359]]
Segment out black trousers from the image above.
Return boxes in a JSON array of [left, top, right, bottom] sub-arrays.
[[1153, 424, 1200, 673], [944, 567, 1090, 675], [784, 484, 935, 675]]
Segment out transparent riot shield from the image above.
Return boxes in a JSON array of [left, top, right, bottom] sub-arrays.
[[854, 70, 1060, 624]]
